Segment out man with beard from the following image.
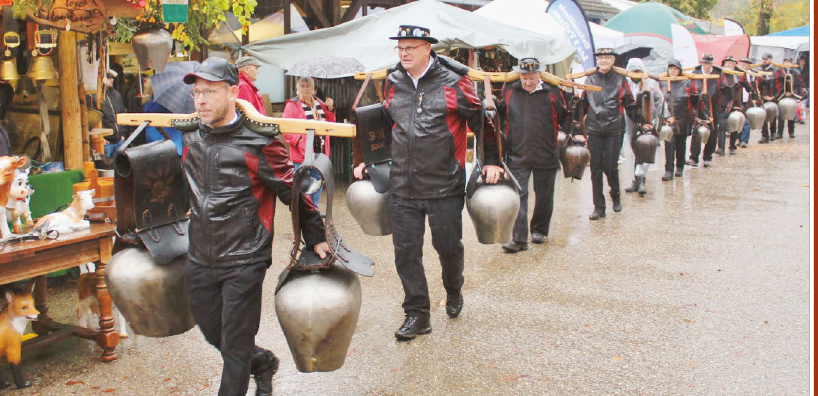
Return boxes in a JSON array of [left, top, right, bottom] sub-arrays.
[[181, 57, 331, 396]]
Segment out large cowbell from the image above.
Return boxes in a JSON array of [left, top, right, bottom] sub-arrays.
[[561, 139, 590, 180], [131, 26, 173, 72], [763, 101, 779, 123], [347, 103, 392, 236], [466, 173, 520, 244], [633, 132, 659, 164], [746, 106, 766, 130], [105, 247, 196, 337], [106, 127, 194, 337], [276, 133, 374, 372], [725, 110, 746, 133], [778, 97, 798, 121]]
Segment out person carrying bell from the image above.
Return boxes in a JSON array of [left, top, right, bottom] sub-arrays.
[[661, 59, 704, 179], [487, 57, 570, 253]]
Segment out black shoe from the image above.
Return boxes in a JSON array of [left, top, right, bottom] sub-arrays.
[[637, 177, 646, 195], [674, 168, 683, 177], [531, 233, 547, 244], [775, 133, 783, 140], [589, 209, 606, 220], [502, 240, 529, 253], [446, 292, 463, 318], [251, 350, 279, 396], [703, 161, 711, 168], [770, 134, 777, 141], [686, 159, 698, 167], [395, 314, 431, 341], [729, 148, 737, 155], [715, 149, 724, 156], [789, 133, 795, 138], [740, 142, 748, 148], [611, 193, 622, 212], [625, 178, 639, 193], [758, 137, 769, 144], [662, 171, 673, 181]]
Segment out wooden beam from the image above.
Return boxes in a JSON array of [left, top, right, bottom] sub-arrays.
[[303, 0, 332, 28], [341, 0, 365, 23], [59, 31, 83, 170], [284, 0, 292, 33]]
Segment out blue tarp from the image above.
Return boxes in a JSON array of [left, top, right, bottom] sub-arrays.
[[766, 26, 809, 37]]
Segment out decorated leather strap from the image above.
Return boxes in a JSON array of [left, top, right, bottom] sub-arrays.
[[276, 130, 375, 293]]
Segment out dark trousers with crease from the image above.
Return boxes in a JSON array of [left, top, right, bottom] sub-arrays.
[[390, 195, 464, 318], [690, 113, 722, 162], [665, 121, 690, 171], [186, 260, 268, 396], [776, 118, 795, 136], [761, 119, 778, 139], [588, 134, 622, 210], [508, 165, 557, 242]]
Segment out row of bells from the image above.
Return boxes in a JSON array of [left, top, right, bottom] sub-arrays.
[[0, 55, 59, 82]]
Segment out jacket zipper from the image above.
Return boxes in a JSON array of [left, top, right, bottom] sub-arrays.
[[203, 138, 214, 260]]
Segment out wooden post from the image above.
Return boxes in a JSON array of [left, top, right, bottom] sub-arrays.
[[60, 30, 83, 170]]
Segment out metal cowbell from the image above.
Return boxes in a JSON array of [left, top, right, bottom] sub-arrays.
[[131, 27, 173, 72], [28, 55, 58, 81], [0, 58, 20, 81]]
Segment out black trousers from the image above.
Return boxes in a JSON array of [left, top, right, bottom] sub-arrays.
[[665, 121, 690, 171], [185, 260, 269, 396], [588, 134, 622, 210], [761, 118, 778, 139], [391, 195, 465, 318], [776, 118, 795, 136], [690, 113, 722, 162], [508, 166, 557, 242]]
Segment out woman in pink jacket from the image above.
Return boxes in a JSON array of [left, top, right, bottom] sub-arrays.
[[283, 76, 335, 205]]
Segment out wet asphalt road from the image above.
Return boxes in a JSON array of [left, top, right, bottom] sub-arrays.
[[9, 121, 812, 396]]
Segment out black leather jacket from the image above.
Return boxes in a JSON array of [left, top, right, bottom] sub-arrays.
[[496, 81, 570, 169], [662, 79, 702, 126], [383, 54, 498, 199], [691, 65, 733, 115], [579, 70, 641, 137], [182, 113, 325, 267]]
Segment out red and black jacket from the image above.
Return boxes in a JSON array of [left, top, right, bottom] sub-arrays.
[[579, 70, 641, 137], [495, 80, 569, 170], [383, 54, 498, 199], [182, 113, 325, 267]]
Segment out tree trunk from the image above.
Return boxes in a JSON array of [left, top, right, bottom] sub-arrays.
[[757, 0, 773, 35]]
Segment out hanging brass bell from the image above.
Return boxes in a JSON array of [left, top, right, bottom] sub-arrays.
[[0, 58, 20, 81], [28, 54, 59, 81]]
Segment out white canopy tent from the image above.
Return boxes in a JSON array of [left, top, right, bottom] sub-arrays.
[[242, 0, 576, 76], [749, 36, 809, 62], [474, 0, 625, 52]]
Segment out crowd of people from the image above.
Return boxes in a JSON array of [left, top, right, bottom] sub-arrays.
[[129, 23, 809, 396]]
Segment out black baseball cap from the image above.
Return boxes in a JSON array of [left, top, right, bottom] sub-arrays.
[[184, 57, 239, 85]]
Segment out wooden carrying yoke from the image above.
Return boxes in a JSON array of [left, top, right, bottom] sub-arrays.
[[117, 99, 357, 138], [354, 68, 603, 92]]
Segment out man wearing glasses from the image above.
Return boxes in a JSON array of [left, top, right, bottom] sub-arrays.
[[181, 57, 330, 396], [354, 25, 502, 341]]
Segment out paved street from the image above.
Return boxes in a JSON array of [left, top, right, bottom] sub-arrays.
[[10, 120, 812, 396]]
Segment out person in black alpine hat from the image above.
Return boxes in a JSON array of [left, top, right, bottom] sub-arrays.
[[757, 52, 779, 143], [353, 25, 503, 341], [181, 57, 330, 396], [687, 53, 731, 168]]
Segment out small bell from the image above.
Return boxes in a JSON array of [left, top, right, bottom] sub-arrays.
[[28, 54, 59, 81], [0, 58, 20, 81]]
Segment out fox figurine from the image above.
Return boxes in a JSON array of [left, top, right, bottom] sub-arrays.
[[0, 283, 39, 389]]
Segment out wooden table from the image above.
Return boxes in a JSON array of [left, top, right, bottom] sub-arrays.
[[0, 223, 119, 362]]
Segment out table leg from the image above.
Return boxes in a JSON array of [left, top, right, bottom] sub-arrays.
[[95, 237, 119, 362], [31, 275, 51, 335]]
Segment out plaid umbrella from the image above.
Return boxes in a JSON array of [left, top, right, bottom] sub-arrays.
[[150, 61, 200, 114], [285, 55, 365, 79]]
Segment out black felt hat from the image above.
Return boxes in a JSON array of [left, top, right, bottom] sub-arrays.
[[700, 53, 715, 63], [389, 25, 438, 44], [513, 57, 543, 73], [594, 47, 618, 57]]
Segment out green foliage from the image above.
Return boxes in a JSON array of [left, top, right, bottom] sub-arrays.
[[709, 0, 808, 36]]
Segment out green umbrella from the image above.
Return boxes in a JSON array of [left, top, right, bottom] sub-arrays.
[[604, 1, 706, 40]]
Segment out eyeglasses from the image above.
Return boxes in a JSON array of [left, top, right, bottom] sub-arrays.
[[190, 86, 228, 100], [394, 44, 425, 54]]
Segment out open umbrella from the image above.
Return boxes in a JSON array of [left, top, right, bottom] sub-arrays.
[[150, 61, 200, 114], [285, 55, 365, 79]]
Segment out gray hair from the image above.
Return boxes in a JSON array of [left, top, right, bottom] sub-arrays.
[[296, 76, 315, 88]]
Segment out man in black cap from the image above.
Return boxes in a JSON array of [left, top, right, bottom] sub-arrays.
[[181, 57, 330, 396], [736, 57, 758, 147], [688, 53, 731, 168], [488, 57, 570, 252], [773, 57, 805, 139], [757, 52, 779, 143], [353, 25, 503, 340], [572, 48, 642, 220], [720, 55, 742, 154]]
